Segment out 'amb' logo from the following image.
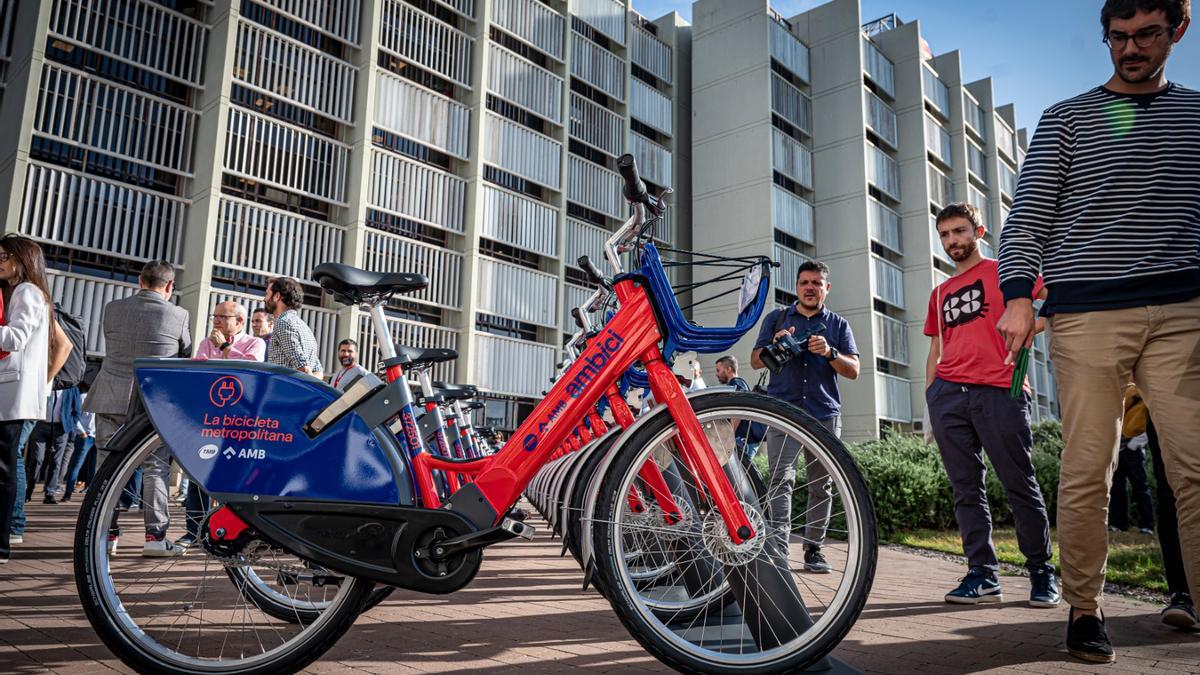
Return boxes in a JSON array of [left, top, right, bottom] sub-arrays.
[[209, 376, 244, 408]]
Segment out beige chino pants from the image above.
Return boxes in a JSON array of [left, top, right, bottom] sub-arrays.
[[1049, 296, 1200, 609]]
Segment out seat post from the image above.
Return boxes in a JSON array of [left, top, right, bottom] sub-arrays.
[[367, 302, 397, 361]]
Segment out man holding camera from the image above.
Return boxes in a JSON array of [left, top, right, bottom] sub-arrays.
[[752, 260, 859, 572]]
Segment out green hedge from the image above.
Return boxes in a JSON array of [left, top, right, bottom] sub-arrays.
[[773, 421, 1066, 539]]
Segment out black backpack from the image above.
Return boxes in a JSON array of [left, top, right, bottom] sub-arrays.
[[52, 302, 87, 390]]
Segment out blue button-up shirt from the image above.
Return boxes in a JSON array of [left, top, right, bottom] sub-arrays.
[[753, 304, 858, 420]]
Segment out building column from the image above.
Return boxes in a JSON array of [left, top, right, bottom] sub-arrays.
[[0, 1, 52, 234], [175, 1, 242, 349]]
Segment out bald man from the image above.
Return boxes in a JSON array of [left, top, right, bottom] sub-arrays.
[[195, 301, 266, 362]]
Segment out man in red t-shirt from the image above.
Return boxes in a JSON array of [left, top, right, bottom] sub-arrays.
[[924, 202, 1058, 609]]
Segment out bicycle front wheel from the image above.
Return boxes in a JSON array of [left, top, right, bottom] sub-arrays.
[[592, 392, 877, 674]]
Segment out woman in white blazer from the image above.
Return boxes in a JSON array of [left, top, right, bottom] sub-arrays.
[[0, 235, 52, 563]]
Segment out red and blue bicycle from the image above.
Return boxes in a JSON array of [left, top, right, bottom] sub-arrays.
[[74, 156, 877, 674]]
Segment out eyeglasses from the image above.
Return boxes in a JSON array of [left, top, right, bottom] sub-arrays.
[[0, 252, 10, 262], [211, 314, 241, 320], [1104, 24, 1175, 50]]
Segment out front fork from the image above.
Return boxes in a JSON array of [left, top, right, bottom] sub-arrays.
[[642, 354, 756, 544]]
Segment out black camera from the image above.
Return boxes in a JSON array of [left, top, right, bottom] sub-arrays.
[[760, 322, 827, 374]]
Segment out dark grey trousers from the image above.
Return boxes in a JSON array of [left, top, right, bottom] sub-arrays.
[[926, 378, 1052, 573]]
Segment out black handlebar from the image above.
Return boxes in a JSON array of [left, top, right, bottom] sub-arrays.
[[577, 256, 612, 290], [616, 153, 658, 211]]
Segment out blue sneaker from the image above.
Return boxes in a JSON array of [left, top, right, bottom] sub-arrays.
[[1029, 567, 1061, 608], [945, 568, 1003, 604]]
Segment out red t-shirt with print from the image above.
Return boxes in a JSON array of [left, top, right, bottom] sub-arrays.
[[923, 259, 1043, 390], [0, 291, 8, 361]]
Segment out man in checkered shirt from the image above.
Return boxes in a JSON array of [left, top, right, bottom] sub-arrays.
[[264, 277, 323, 378]]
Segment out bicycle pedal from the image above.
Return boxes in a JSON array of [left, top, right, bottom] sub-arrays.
[[500, 517, 535, 541]]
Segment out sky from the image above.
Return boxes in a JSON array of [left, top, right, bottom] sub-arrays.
[[634, 0, 1200, 133]]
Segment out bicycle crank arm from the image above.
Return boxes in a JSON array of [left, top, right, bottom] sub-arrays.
[[420, 518, 535, 562]]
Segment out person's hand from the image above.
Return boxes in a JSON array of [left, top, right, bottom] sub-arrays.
[[997, 298, 1036, 364], [209, 328, 228, 349], [77, 432, 86, 439], [773, 326, 795, 341], [808, 335, 831, 357]]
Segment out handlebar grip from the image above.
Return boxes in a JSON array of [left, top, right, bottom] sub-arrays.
[[577, 255, 612, 290], [616, 154, 649, 205]]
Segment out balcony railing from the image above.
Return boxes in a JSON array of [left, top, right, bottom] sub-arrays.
[[380, 0, 473, 88], [35, 63, 198, 175], [250, 0, 362, 46], [928, 164, 952, 208], [1000, 161, 1017, 198], [861, 37, 894, 98], [48, 0, 208, 86], [369, 147, 466, 232], [630, 132, 671, 187], [569, 92, 623, 156], [565, 218, 610, 270], [233, 19, 357, 123], [868, 197, 901, 254], [476, 256, 558, 328], [225, 107, 349, 205], [209, 289, 338, 371], [773, 243, 806, 294], [871, 256, 904, 309], [930, 215, 953, 265], [922, 65, 949, 118], [864, 89, 898, 148], [473, 332, 556, 398], [995, 115, 1016, 161], [568, 155, 623, 219], [769, 20, 809, 83], [363, 229, 462, 309], [771, 128, 812, 189], [487, 42, 564, 125], [20, 162, 186, 264], [968, 185, 990, 227], [490, 0, 565, 61], [867, 144, 900, 199], [631, 23, 672, 84], [770, 73, 811, 136], [630, 78, 672, 136], [964, 94, 987, 141], [924, 114, 952, 167], [773, 185, 814, 245], [480, 184, 558, 257], [47, 271, 138, 356], [968, 141, 988, 182], [374, 68, 470, 159], [874, 312, 909, 365], [214, 196, 344, 281], [571, 30, 624, 101], [571, 0, 625, 44], [358, 314, 458, 382], [876, 372, 912, 422], [482, 112, 562, 189]]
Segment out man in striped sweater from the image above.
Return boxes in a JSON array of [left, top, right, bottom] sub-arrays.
[[996, 0, 1198, 664]]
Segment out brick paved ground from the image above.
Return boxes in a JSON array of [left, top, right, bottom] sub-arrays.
[[1, 501, 1196, 673]]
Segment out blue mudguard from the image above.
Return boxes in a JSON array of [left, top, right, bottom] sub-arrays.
[[135, 358, 414, 505]]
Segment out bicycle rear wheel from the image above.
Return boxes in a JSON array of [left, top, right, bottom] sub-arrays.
[[74, 424, 373, 674], [592, 393, 876, 674]]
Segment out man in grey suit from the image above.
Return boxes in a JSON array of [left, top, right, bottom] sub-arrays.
[[85, 261, 191, 557]]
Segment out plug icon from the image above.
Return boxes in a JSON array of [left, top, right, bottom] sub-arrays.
[[208, 376, 244, 408]]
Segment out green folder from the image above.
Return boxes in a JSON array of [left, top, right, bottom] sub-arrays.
[[1010, 347, 1030, 400]]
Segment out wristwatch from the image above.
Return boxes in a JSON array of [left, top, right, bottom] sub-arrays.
[[826, 346, 839, 361]]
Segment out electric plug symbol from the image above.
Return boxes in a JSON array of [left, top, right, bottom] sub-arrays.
[[208, 376, 244, 408]]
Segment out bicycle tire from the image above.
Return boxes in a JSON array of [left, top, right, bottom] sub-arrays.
[[74, 422, 374, 674], [592, 393, 877, 674]]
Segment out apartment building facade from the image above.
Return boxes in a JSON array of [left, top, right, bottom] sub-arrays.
[[0, 0, 690, 432], [691, 0, 1056, 442]]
